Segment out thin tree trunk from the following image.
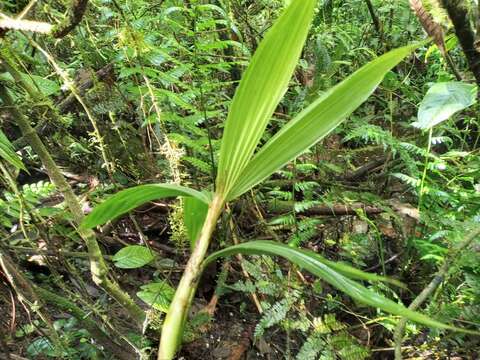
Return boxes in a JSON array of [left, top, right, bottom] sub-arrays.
[[0, 83, 145, 325], [364, 0, 383, 36], [441, 0, 480, 85]]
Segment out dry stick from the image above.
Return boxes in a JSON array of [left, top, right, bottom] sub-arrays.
[[477, 1, 480, 39], [9, 246, 111, 260], [393, 226, 480, 360], [0, 84, 146, 325], [17, 0, 39, 19], [266, 199, 383, 217], [0, 252, 64, 352], [202, 209, 263, 317], [227, 209, 263, 314]]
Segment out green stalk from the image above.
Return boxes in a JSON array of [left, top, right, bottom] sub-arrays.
[[0, 83, 145, 325], [418, 128, 433, 211], [158, 194, 224, 359]]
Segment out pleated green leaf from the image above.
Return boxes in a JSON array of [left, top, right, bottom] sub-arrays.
[[81, 184, 210, 229], [184, 196, 209, 249], [204, 240, 476, 333], [0, 129, 26, 171], [227, 44, 419, 200], [216, 0, 316, 196]]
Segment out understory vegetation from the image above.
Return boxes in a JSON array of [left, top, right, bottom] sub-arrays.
[[0, 0, 480, 359]]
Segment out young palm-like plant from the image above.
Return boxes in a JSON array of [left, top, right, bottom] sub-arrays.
[[81, 1, 474, 358]]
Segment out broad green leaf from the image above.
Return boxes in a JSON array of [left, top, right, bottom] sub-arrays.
[[228, 44, 419, 200], [216, 0, 316, 196], [204, 240, 475, 333], [0, 72, 60, 97], [137, 281, 175, 312], [184, 197, 209, 250], [112, 245, 155, 269], [0, 130, 26, 171], [81, 184, 210, 229], [413, 82, 477, 130]]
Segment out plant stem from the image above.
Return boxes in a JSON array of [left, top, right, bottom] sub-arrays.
[[418, 128, 432, 211], [364, 0, 383, 37], [393, 226, 480, 360], [0, 83, 146, 325], [158, 194, 224, 360]]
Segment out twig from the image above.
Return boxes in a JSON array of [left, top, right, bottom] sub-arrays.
[[227, 205, 263, 314], [393, 225, 480, 360], [51, 0, 89, 38]]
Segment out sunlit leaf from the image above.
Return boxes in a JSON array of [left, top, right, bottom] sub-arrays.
[[81, 184, 210, 229], [216, 0, 316, 196], [112, 245, 155, 269], [413, 82, 477, 129], [228, 44, 420, 200], [205, 240, 476, 333]]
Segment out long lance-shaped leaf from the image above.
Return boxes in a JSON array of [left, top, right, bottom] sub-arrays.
[[216, 0, 315, 196], [204, 241, 477, 333], [0, 129, 26, 171], [227, 44, 419, 201], [81, 184, 211, 229]]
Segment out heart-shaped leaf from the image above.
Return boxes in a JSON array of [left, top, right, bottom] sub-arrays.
[[413, 82, 477, 130]]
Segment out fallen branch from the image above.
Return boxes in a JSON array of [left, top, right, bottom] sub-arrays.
[[343, 156, 388, 181], [266, 199, 384, 216], [56, 63, 114, 113]]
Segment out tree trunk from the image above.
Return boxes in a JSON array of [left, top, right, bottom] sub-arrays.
[[441, 0, 480, 86]]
